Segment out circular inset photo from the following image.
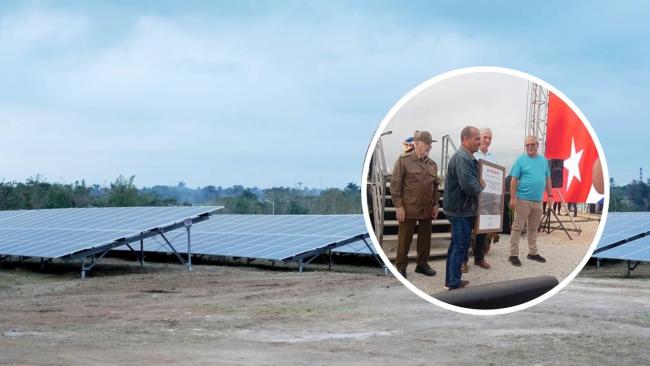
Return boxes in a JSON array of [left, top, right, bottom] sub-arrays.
[[362, 67, 608, 314]]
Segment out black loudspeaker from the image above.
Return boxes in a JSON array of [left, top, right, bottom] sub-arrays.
[[549, 159, 564, 188]]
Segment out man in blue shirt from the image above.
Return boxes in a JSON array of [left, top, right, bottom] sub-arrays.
[[508, 136, 554, 266]]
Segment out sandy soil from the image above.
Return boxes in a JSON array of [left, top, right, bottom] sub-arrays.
[[0, 256, 648, 366], [402, 216, 599, 294]]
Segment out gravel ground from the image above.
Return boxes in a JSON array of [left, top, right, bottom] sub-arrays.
[[0, 258, 648, 365], [401, 217, 599, 294]]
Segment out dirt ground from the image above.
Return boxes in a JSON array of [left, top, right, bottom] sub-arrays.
[[0, 256, 648, 366]]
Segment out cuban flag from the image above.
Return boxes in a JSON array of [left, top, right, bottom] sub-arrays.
[[544, 92, 602, 203]]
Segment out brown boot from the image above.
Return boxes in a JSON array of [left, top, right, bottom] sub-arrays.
[[474, 259, 491, 269]]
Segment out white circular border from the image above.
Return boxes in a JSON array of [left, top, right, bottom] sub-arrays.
[[361, 66, 610, 316]]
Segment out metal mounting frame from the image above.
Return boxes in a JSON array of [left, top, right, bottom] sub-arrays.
[[290, 233, 385, 274], [627, 260, 641, 277], [69, 213, 207, 279]]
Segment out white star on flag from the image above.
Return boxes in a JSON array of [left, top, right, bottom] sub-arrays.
[[564, 138, 584, 190]]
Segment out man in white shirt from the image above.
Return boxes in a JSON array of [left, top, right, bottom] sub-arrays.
[[474, 127, 496, 163]]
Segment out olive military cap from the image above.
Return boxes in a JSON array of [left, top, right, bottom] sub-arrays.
[[413, 131, 437, 143]]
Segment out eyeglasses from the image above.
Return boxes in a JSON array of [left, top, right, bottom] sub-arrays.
[[525, 143, 538, 148]]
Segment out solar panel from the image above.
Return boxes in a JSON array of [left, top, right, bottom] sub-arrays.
[[593, 235, 650, 261], [332, 238, 376, 255], [130, 214, 369, 261], [596, 212, 650, 249], [0, 206, 222, 259]]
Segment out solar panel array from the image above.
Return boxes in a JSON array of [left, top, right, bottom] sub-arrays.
[[594, 212, 650, 261], [596, 212, 650, 249], [135, 214, 369, 261], [593, 236, 650, 261], [0, 206, 222, 258]]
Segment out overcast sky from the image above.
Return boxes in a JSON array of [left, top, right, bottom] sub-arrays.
[[381, 72, 530, 170], [0, 1, 647, 188]]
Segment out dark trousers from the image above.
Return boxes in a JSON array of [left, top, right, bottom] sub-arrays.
[[553, 202, 562, 214], [473, 233, 487, 262], [396, 218, 432, 270], [568, 202, 577, 216], [462, 223, 486, 263]]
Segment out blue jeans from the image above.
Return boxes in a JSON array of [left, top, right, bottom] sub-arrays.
[[446, 215, 472, 288]]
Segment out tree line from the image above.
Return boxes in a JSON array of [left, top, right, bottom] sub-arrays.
[[610, 178, 650, 212], [0, 175, 362, 215]]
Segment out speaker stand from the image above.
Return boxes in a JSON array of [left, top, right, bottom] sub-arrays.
[[553, 188, 582, 234], [539, 206, 572, 240], [539, 188, 583, 239]]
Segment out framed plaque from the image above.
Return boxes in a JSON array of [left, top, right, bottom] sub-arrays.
[[476, 160, 506, 233]]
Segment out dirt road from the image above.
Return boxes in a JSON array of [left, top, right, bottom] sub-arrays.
[[0, 259, 648, 365]]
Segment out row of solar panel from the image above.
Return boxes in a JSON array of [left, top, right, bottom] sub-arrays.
[[5, 207, 650, 264], [119, 214, 374, 260], [593, 212, 650, 261], [0, 208, 374, 262]]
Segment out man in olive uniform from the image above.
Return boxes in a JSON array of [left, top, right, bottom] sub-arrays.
[[390, 130, 440, 279]]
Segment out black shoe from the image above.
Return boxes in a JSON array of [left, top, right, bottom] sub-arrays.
[[398, 269, 407, 279], [527, 254, 547, 263], [414, 264, 436, 276], [509, 256, 522, 266]]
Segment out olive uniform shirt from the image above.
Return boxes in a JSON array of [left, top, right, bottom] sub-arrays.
[[390, 151, 440, 219]]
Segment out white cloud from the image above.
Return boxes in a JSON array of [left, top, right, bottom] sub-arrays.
[[0, 6, 88, 59], [0, 5, 546, 187], [380, 72, 530, 172]]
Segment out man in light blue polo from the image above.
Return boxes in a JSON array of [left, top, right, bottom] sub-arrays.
[[508, 135, 554, 266]]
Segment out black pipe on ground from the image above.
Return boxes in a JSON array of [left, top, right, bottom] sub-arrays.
[[432, 276, 559, 310]]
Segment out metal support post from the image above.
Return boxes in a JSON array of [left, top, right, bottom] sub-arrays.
[[627, 261, 640, 277], [140, 239, 144, 268], [627, 260, 631, 277], [186, 223, 192, 272], [328, 250, 332, 271], [81, 257, 87, 279], [299, 259, 304, 273], [79, 249, 111, 278], [157, 230, 187, 268]]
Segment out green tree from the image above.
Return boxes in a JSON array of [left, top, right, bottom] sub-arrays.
[[107, 175, 140, 206]]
